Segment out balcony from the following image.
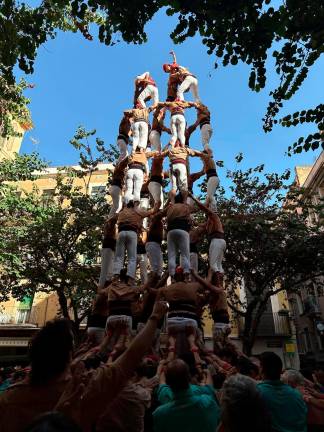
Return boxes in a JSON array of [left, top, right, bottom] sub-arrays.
[[238, 312, 291, 337], [0, 305, 39, 326]]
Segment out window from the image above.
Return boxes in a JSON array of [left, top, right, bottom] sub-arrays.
[[304, 327, 312, 352], [296, 295, 304, 315], [91, 185, 106, 198], [42, 189, 55, 203], [16, 309, 29, 324]]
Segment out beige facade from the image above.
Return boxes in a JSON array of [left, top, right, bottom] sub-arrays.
[[0, 121, 26, 161], [0, 163, 112, 328], [288, 151, 324, 366]]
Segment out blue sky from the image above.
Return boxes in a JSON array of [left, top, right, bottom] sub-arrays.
[[19, 9, 323, 184]]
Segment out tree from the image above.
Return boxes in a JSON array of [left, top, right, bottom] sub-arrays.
[[0, 127, 116, 331], [1, 0, 323, 152], [198, 155, 324, 355]]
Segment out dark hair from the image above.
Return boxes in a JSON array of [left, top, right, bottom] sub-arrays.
[[29, 319, 74, 385], [179, 352, 199, 378], [174, 193, 183, 204], [120, 268, 128, 282], [212, 371, 227, 389], [260, 351, 282, 380], [165, 359, 190, 392], [236, 357, 259, 377], [127, 200, 135, 208], [221, 375, 271, 432], [25, 411, 81, 432]]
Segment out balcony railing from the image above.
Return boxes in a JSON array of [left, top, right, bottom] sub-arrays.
[[0, 306, 39, 326], [238, 312, 291, 337]]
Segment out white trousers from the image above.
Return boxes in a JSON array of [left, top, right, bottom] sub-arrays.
[[106, 315, 132, 333], [124, 168, 144, 203], [113, 230, 138, 279], [167, 229, 190, 276], [148, 181, 163, 208], [117, 138, 128, 163], [149, 130, 161, 151], [207, 176, 219, 207], [98, 248, 114, 288], [167, 317, 198, 333], [180, 251, 198, 272], [201, 123, 213, 150], [170, 114, 186, 147], [190, 252, 198, 272], [146, 241, 163, 276], [132, 121, 148, 152], [177, 76, 200, 102], [137, 84, 159, 107], [137, 253, 148, 284], [209, 238, 226, 273], [108, 185, 122, 217], [87, 327, 105, 345], [140, 196, 150, 228], [171, 163, 188, 191]]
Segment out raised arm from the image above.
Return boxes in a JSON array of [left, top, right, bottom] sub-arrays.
[[187, 122, 199, 136], [115, 300, 168, 371], [188, 148, 203, 157], [56, 301, 169, 427], [170, 50, 177, 64], [191, 269, 223, 296], [116, 155, 130, 170], [190, 169, 204, 183], [162, 125, 172, 134], [138, 200, 161, 218], [188, 192, 214, 216]]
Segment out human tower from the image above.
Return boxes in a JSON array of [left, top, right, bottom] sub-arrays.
[[91, 51, 230, 363]]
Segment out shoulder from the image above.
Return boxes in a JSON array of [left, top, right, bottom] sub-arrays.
[[153, 401, 173, 418], [0, 381, 28, 404]]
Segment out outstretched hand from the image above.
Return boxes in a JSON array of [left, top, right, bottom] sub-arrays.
[[151, 300, 169, 321]]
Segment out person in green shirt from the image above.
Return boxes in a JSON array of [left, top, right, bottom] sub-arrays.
[[153, 359, 220, 432], [257, 351, 307, 432]]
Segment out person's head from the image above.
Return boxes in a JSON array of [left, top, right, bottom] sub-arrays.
[[174, 266, 185, 282], [174, 193, 184, 204], [281, 369, 305, 388], [135, 357, 158, 379], [165, 359, 190, 393], [29, 319, 74, 385], [259, 351, 283, 381], [162, 63, 171, 73], [174, 139, 181, 147], [221, 374, 271, 432], [179, 352, 199, 380], [119, 268, 128, 283], [127, 200, 135, 208], [25, 411, 82, 432]]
